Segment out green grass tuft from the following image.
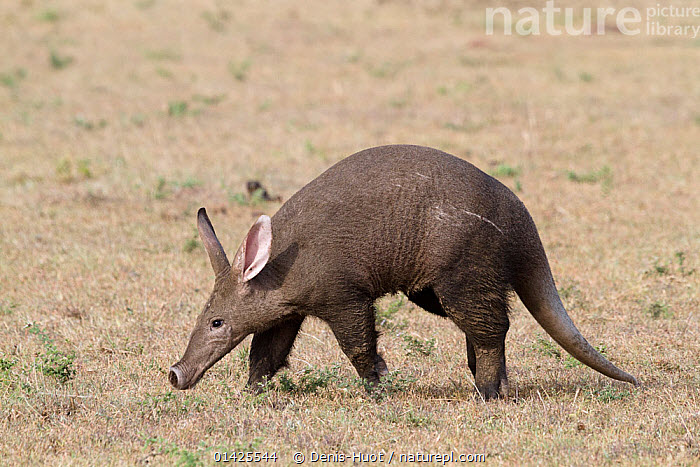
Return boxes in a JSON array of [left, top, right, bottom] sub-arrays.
[[144, 49, 182, 61], [0, 68, 26, 88], [201, 9, 231, 32], [228, 59, 251, 81], [50, 50, 73, 69], [167, 101, 188, 117], [532, 335, 562, 359], [645, 301, 672, 319], [183, 237, 200, 253], [0, 301, 18, 315], [27, 325, 76, 384], [579, 71, 594, 82], [277, 365, 342, 394], [37, 9, 60, 22], [375, 296, 406, 331], [490, 164, 521, 178], [402, 335, 436, 357], [566, 165, 611, 184]]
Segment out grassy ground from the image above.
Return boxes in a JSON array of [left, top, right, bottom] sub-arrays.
[[1, 0, 698, 465]]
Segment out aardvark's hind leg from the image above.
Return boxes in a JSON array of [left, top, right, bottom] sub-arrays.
[[435, 282, 510, 400]]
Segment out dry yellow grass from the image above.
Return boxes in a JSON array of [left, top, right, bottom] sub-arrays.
[[0, 0, 698, 465]]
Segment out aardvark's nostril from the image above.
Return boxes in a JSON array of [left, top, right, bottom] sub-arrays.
[[169, 366, 182, 388]]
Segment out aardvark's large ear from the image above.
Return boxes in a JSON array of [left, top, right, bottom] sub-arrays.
[[233, 215, 272, 282], [197, 208, 231, 277]]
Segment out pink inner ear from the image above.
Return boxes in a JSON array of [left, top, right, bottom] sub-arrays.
[[242, 216, 271, 281]]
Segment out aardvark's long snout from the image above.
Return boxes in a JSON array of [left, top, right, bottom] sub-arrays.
[[168, 359, 210, 390], [168, 365, 185, 389], [168, 363, 200, 390], [169, 333, 247, 390]]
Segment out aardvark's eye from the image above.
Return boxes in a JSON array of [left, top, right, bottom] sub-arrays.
[[212, 319, 223, 328]]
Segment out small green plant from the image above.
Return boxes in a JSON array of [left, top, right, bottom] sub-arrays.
[[202, 9, 230, 31], [674, 251, 686, 269], [153, 176, 170, 199], [301, 138, 327, 160], [168, 101, 188, 117], [228, 187, 267, 207], [144, 49, 182, 61], [74, 116, 107, 130], [276, 365, 341, 394], [228, 59, 251, 81], [646, 252, 694, 277], [532, 335, 561, 359], [74, 116, 91, 129], [296, 365, 340, 393], [192, 94, 226, 106], [593, 386, 630, 402], [566, 165, 611, 184], [389, 97, 408, 108], [385, 408, 433, 427], [76, 159, 92, 178], [564, 344, 606, 368], [675, 251, 695, 276], [258, 99, 272, 111], [130, 114, 147, 127], [277, 373, 295, 393], [536, 335, 609, 368], [155, 67, 173, 79], [304, 139, 317, 155], [563, 356, 581, 368], [345, 51, 362, 63], [368, 61, 401, 78], [558, 283, 587, 310], [645, 301, 672, 319], [375, 296, 405, 328], [0, 301, 18, 315], [41, 348, 77, 383], [402, 335, 436, 357], [568, 165, 613, 193], [183, 237, 199, 253], [37, 9, 60, 22], [248, 188, 267, 204], [490, 164, 521, 178], [437, 80, 473, 97], [28, 325, 76, 384], [228, 192, 248, 206], [443, 121, 484, 133], [458, 55, 482, 67], [579, 71, 594, 82], [558, 284, 578, 300], [365, 371, 417, 399], [0, 68, 26, 88], [135, 0, 156, 10], [0, 357, 16, 372], [56, 158, 72, 182], [143, 436, 202, 466], [56, 158, 93, 182], [144, 437, 262, 466], [175, 176, 202, 189], [137, 390, 206, 417], [652, 262, 669, 275], [403, 410, 433, 427], [50, 50, 74, 69]]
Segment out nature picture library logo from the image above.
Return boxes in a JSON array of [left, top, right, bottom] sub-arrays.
[[485, 1, 700, 38]]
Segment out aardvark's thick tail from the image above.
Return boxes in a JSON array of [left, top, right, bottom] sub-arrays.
[[513, 258, 639, 386]]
